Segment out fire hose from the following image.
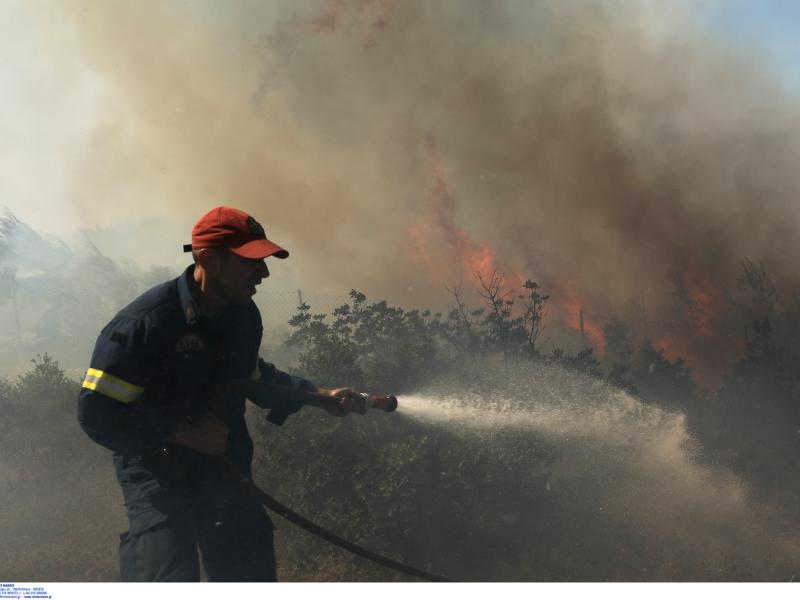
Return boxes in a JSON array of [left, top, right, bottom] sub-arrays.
[[231, 393, 454, 582], [239, 476, 453, 582]]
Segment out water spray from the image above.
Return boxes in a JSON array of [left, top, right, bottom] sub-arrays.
[[236, 392, 454, 581]]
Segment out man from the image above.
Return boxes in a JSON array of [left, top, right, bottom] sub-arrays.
[[78, 206, 364, 582]]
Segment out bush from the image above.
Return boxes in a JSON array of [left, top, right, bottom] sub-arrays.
[[287, 290, 446, 393], [0, 354, 118, 581]]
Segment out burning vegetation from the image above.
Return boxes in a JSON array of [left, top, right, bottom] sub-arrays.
[[406, 151, 771, 390]]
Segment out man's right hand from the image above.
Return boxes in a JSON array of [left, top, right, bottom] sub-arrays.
[[167, 412, 229, 457], [305, 387, 367, 417]]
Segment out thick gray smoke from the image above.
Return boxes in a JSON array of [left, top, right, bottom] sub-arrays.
[[36, 0, 800, 379], [50, 1, 800, 298]]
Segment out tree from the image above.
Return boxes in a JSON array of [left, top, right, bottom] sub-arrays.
[[519, 279, 549, 356], [287, 290, 445, 393], [737, 258, 778, 313], [287, 299, 364, 389], [476, 271, 517, 357]]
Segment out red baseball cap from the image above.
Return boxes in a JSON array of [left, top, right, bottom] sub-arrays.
[[183, 206, 289, 259]]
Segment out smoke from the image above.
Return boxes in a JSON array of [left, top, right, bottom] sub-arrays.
[[31, 0, 800, 379], [0, 210, 185, 375]]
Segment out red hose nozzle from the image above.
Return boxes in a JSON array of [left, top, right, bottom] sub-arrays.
[[361, 393, 398, 412]]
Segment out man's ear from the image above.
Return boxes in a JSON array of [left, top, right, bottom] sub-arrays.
[[194, 248, 216, 269]]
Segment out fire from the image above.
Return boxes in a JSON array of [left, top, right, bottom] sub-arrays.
[[408, 146, 524, 292], [410, 162, 745, 383], [683, 267, 723, 338], [552, 279, 607, 356], [408, 213, 448, 284], [653, 335, 690, 364], [409, 164, 748, 378], [409, 141, 609, 355], [306, 0, 395, 42], [652, 266, 744, 388], [463, 240, 498, 281], [655, 332, 743, 390], [407, 141, 753, 380]]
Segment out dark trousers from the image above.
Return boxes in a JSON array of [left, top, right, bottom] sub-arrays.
[[118, 477, 277, 582]]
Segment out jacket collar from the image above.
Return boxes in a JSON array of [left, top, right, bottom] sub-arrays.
[[177, 265, 200, 325]]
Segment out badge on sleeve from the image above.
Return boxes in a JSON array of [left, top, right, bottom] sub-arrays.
[[176, 333, 205, 353]]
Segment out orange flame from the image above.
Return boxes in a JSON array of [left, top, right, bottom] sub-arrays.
[[306, 0, 395, 43], [683, 267, 723, 338], [552, 279, 606, 356], [408, 145, 524, 291], [653, 335, 690, 364], [653, 266, 744, 388], [409, 156, 749, 379], [409, 141, 609, 356]]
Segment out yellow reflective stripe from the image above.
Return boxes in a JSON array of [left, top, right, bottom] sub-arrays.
[[81, 368, 144, 404]]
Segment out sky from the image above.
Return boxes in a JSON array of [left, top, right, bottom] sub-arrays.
[[705, 0, 800, 89]]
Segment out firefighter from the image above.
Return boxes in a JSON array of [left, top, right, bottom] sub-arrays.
[[78, 206, 364, 582]]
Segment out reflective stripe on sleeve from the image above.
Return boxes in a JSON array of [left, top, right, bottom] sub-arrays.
[[81, 368, 144, 404]]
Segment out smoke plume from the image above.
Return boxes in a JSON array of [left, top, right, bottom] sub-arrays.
[[44, 0, 800, 379]]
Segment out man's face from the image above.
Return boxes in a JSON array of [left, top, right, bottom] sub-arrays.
[[207, 249, 270, 305]]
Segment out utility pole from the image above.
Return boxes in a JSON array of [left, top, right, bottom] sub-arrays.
[[297, 288, 304, 308], [579, 307, 585, 349]]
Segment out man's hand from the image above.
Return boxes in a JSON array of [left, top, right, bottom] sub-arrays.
[[318, 387, 367, 417], [167, 412, 230, 456]]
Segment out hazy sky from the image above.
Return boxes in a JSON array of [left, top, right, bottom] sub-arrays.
[[707, 0, 800, 89], [0, 2, 283, 234]]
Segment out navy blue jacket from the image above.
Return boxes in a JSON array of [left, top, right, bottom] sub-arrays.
[[78, 265, 310, 482]]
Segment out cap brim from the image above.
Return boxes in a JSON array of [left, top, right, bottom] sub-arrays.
[[229, 238, 289, 260]]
